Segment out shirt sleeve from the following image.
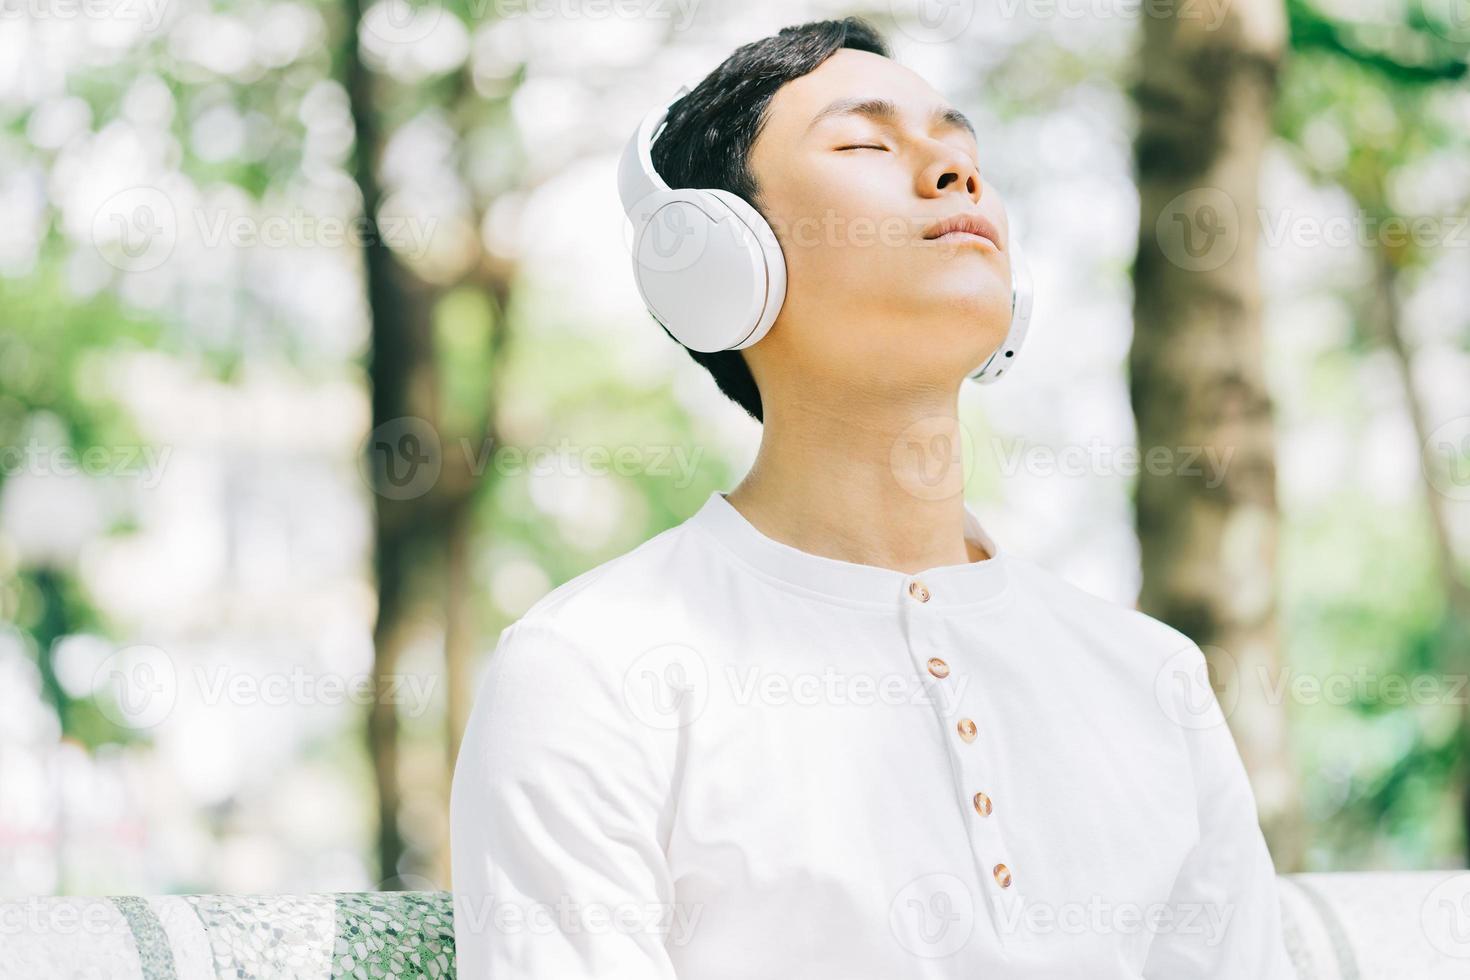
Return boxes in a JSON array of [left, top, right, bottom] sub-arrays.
[[450, 618, 680, 979], [1142, 643, 1298, 980]]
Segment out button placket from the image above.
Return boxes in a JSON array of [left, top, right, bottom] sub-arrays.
[[902, 578, 1023, 931]]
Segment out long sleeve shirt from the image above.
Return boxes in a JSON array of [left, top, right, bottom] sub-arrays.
[[450, 489, 1298, 979]]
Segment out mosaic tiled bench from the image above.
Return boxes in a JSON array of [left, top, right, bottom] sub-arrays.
[[0, 873, 1466, 979]]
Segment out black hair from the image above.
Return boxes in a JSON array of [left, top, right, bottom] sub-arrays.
[[646, 17, 891, 424]]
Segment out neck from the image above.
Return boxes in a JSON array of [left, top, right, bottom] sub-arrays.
[[724, 389, 988, 575]]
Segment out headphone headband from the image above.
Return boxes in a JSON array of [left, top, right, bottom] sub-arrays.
[[617, 85, 687, 217]]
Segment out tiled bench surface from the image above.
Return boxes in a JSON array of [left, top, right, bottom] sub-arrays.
[[0, 872, 1466, 978]]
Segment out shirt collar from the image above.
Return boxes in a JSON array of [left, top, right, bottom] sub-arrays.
[[689, 490, 1011, 611]]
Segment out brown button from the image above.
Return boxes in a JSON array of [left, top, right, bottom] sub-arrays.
[[972, 791, 993, 817], [908, 580, 930, 603], [926, 657, 949, 679], [993, 863, 1012, 888], [957, 719, 977, 742]]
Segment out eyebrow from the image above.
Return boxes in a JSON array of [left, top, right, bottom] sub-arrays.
[[805, 96, 977, 141]]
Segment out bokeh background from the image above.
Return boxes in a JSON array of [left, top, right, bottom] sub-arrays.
[[1, 0, 1468, 897]]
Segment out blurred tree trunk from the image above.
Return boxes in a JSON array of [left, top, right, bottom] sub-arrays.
[[1130, 0, 1305, 869], [341, 5, 428, 883], [340, 2, 516, 886]]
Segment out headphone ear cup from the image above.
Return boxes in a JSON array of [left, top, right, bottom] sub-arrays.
[[627, 188, 786, 353], [969, 234, 1034, 385], [701, 190, 786, 350]]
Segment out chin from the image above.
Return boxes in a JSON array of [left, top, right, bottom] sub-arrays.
[[913, 285, 1011, 330], [908, 294, 1009, 360]]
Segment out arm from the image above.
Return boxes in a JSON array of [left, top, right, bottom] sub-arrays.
[[1143, 643, 1298, 979], [450, 619, 680, 979]]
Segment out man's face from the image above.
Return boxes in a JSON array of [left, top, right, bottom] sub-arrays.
[[745, 49, 1013, 395]]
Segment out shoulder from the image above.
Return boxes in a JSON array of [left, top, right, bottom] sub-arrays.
[[462, 514, 718, 749], [1006, 553, 1200, 656], [1003, 553, 1241, 793], [450, 533, 694, 848], [1001, 552, 1213, 708], [507, 513, 715, 658]]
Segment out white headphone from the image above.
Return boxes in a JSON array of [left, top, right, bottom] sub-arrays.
[[617, 86, 1034, 384]]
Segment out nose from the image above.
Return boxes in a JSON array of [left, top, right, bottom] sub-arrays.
[[918, 143, 982, 203]]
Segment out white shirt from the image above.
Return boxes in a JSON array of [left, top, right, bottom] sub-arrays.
[[450, 489, 1297, 979]]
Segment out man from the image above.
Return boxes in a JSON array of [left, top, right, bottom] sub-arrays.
[[450, 16, 1297, 979]]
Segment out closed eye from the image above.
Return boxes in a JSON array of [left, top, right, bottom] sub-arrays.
[[837, 144, 887, 151]]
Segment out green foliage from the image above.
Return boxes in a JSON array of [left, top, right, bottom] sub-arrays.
[[1274, 0, 1470, 867]]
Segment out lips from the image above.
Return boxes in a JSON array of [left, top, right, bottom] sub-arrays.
[[922, 211, 1002, 249]]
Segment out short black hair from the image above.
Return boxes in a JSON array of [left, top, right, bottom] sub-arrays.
[[647, 17, 890, 425]]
